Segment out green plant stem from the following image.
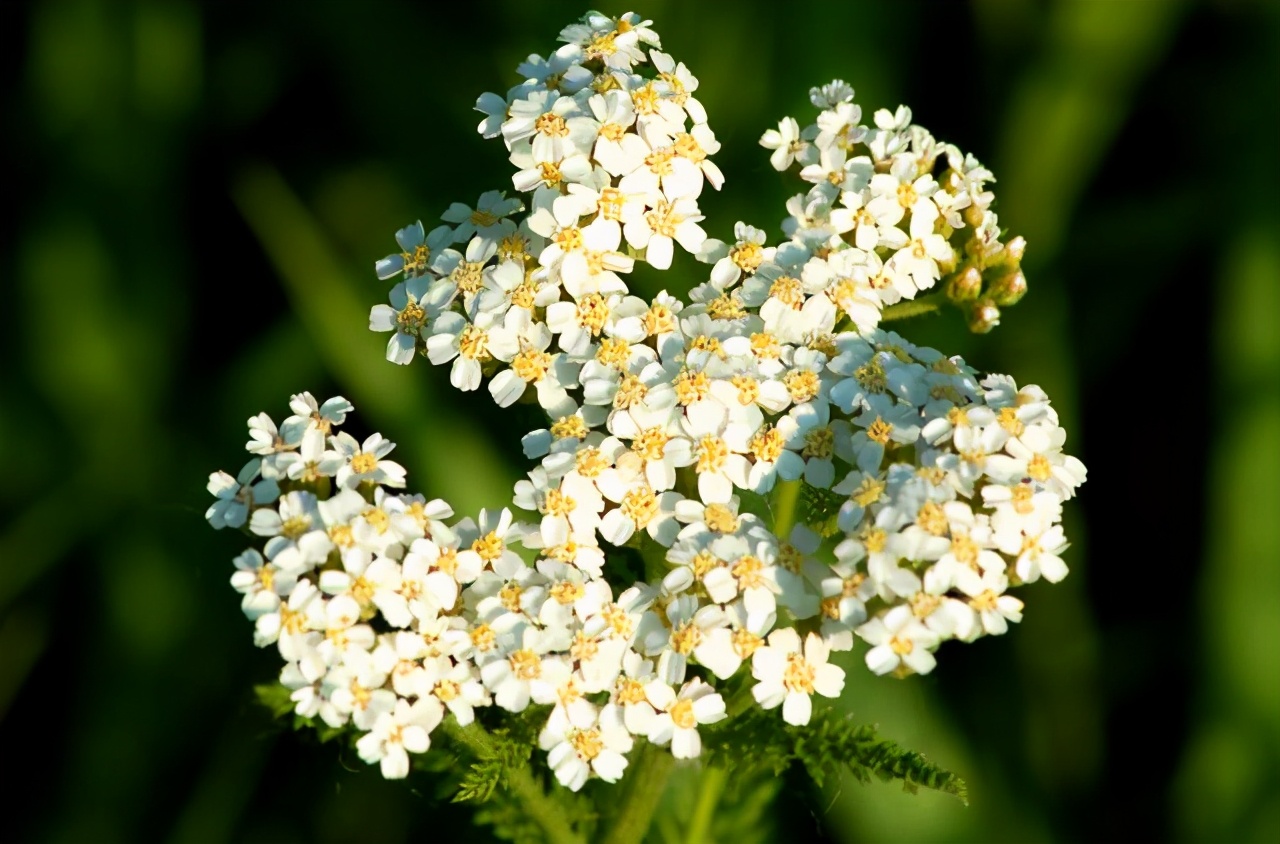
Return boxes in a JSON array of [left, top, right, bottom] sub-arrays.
[[440, 719, 585, 844], [772, 478, 801, 537], [881, 293, 945, 322], [683, 765, 727, 844], [602, 743, 677, 844]]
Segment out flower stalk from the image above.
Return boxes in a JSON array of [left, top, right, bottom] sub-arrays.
[[601, 743, 678, 844]]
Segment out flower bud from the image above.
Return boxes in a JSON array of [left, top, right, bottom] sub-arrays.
[[967, 299, 1001, 334], [1001, 235, 1027, 266], [990, 270, 1027, 306], [946, 266, 983, 303]]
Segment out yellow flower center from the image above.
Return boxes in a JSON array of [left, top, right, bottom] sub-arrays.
[[613, 373, 647, 409], [543, 489, 576, 517], [458, 325, 490, 360], [535, 112, 569, 137], [670, 621, 702, 654], [731, 555, 764, 588], [751, 426, 785, 463], [596, 337, 631, 368], [472, 531, 505, 562], [707, 294, 746, 320], [453, 261, 485, 294], [633, 427, 669, 462], [574, 447, 609, 478], [865, 417, 893, 445], [784, 370, 821, 403], [509, 648, 541, 680], [350, 453, 378, 475], [696, 436, 729, 474], [783, 653, 816, 694], [998, 407, 1024, 436], [675, 370, 711, 406], [499, 583, 523, 613], [692, 550, 721, 577], [769, 275, 805, 309], [732, 629, 763, 658], [551, 579, 585, 605], [916, 502, 948, 536], [643, 303, 677, 336], [670, 699, 697, 729], [551, 415, 588, 440], [730, 241, 764, 272], [703, 504, 738, 534], [570, 728, 604, 760], [802, 427, 835, 459], [621, 487, 659, 527]]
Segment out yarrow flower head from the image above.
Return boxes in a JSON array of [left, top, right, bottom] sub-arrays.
[[208, 12, 1083, 832]]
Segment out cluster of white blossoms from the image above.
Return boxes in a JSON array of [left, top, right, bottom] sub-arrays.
[[211, 11, 1084, 793]]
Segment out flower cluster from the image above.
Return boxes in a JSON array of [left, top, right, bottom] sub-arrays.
[[210, 11, 1084, 794], [753, 81, 1027, 334]]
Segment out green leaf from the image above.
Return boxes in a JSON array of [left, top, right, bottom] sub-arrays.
[[706, 707, 968, 805], [253, 682, 295, 719]]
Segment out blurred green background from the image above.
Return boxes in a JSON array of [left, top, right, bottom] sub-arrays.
[[3, 0, 1279, 841]]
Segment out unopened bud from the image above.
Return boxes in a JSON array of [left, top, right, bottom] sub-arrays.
[[946, 266, 983, 303], [990, 270, 1027, 306], [963, 204, 985, 230], [967, 299, 1001, 334], [1002, 235, 1027, 266]]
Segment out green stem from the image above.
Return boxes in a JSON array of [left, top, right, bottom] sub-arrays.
[[724, 682, 757, 718], [683, 765, 727, 844], [440, 719, 585, 844], [602, 743, 676, 844], [772, 478, 802, 538], [881, 293, 945, 322]]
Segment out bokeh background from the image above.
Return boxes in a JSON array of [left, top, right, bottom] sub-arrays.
[[3, 0, 1278, 841]]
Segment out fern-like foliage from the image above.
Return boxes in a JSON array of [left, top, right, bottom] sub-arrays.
[[798, 483, 848, 538], [451, 724, 535, 803], [706, 707, 968, 804]]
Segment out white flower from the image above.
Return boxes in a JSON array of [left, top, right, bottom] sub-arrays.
[[369, 276, 457, 366], [958, 571, 1024, 638], [644, 678, 725, 759], [588, 90, 649, 176], [858, 605, 941, 676], [815, 100, 865, 151], [355, 697, 444, 779], [206, 459, 278, 529], [539, 703, 633, 791], [885, 202, 952, 296], [375, 220, 454, 280], [622, 196, 706, 270], [425, 310, 498, 392], [454, 508, 528, 579], [480, 627, 572, 713], [595, 474, 683, 547], [517, 43, 593, 94], [420, 656, 490, 725], [640, 594, 727, 684], [282, 392, 353, 440], [810, 79, 854, 109], [230, 547, 294, 620], [751, 628, 844, 726], [798, 144, 872, 198], [442, 190, 523, 247], [995, 522, 1069, 584], [760, 117, 807, 171], [488, 313, 582, 417], [332, 431, 407, 489]]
